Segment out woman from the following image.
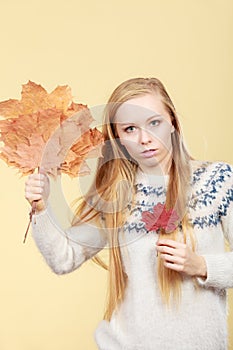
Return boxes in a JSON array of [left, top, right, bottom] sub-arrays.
[[25, 78, 233, 350]]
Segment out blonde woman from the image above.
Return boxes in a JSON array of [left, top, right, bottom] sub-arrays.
[[25, 78, 233, 350]]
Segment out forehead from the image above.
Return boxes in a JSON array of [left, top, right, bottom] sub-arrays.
[[114, 93, 170, 123]]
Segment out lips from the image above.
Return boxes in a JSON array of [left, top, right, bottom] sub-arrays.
[[141, 149, 158, 158]]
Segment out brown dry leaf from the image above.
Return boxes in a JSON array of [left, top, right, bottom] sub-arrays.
[[40, 116, 83, 172], [67, 104, 94, 133], [20, 81, 72, 114], [61, 157, 86, 177], [63, 165, 90, 178], [0, 135, 45, 175], [0, 145, 19, 165], [47, 85, 72, 112], [84, 128, 104, 158], [0, 109, 62, 147], [20, 81, 48, 114], [71, 128, 104, 157], [16, 135, 46, 174], [66, 102, 88, 115], [60, 128, 104, 177], [0, 99, 24, 118], [35, 109, 65, 142], [0, 81, 73, 118], [40, 135, 64, 177], [41, 109, 98, 176], [0, 81, 104, 177], [61, 157, 91, 178]]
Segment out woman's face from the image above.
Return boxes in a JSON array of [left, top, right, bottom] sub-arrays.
[[114, 93, 175, 175]]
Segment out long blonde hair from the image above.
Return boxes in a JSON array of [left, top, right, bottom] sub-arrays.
[[73, 77, 195, 320]]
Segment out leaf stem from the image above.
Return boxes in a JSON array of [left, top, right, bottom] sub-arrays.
[[23, 201, 37, 243]]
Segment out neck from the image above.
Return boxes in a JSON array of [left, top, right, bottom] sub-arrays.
[[139, 153, 172, 176]]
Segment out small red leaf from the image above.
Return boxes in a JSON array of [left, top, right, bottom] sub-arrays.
[[141, 202, 179, 233]]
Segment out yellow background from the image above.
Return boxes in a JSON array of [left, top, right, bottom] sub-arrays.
[[0, 0, 233, 349]]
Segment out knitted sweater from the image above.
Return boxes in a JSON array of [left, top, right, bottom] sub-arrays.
[[31, 160, 233, 350]]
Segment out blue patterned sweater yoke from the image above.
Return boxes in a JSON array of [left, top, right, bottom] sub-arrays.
[[123, 160, 233, 234]]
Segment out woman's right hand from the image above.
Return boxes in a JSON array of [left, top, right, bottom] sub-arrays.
[[25, 172, 50, 212]]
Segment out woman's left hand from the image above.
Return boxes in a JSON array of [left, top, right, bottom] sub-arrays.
[[156, 239, 207, 278]]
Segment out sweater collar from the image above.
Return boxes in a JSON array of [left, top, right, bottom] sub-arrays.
[[135, 168, 169, 187]]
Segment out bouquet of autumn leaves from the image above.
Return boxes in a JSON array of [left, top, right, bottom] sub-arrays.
[[0, 81, 104, 241], [0, 81, 103, 176]]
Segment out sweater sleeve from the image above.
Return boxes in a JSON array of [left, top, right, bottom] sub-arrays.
[[197, 163, 233, 289], [31, 205, 107, 275]]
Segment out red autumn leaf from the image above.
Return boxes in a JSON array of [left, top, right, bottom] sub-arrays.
[[141, 202, 179, 233]]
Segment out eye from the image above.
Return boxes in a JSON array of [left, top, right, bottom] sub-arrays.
[[124, 126, 136, 133], [150, 119, 160, 126]]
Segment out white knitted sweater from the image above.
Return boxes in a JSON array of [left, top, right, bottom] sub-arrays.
[[31, 160, 233, 350]]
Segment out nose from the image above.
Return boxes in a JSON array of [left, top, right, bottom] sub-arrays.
[[139, 128, 152, 145]]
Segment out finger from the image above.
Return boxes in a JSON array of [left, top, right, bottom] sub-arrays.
[[28, 173, 45, 181], [157, 245, 187, 259], [25, 189, 43, 203], [25, 178, 45, 188], [161, 254, 184, 265], [156, 246, 175, 256], [25, 186, 43, 195], [163, 261, 184, 272], [25, 192, 43, 202], [157, 239, 186, 249], [26, 179, 44, 189], [25, 185, 44, 196], [26, 185, 44, 194]]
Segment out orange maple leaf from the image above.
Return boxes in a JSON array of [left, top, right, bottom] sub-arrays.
[[0, 81, 104, 177], [60, 128, 104, 177], [0, 81, 73, 118]]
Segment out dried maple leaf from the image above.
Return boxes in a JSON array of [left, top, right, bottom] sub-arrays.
[[61, 128, 104, 177], [0, 99, 24, 118], [41, 121, 104, 177], [16, 135, 46, 174], [46, 85, 72, 112], [0, 81, 104, 177], [0, 81, 74, 118], [20, 81, 49, 114]]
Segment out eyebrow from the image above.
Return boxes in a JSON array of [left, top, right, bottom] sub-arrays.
[[117, 114, 162, 126]]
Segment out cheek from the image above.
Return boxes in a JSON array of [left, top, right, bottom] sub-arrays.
[[117, 133, 127, 146], [117, 136, 139, 157], [115, 126, 126, 145], [119, 139, 136, 150], [117, 130, 136, 147], [151, 126, 173, 148]]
